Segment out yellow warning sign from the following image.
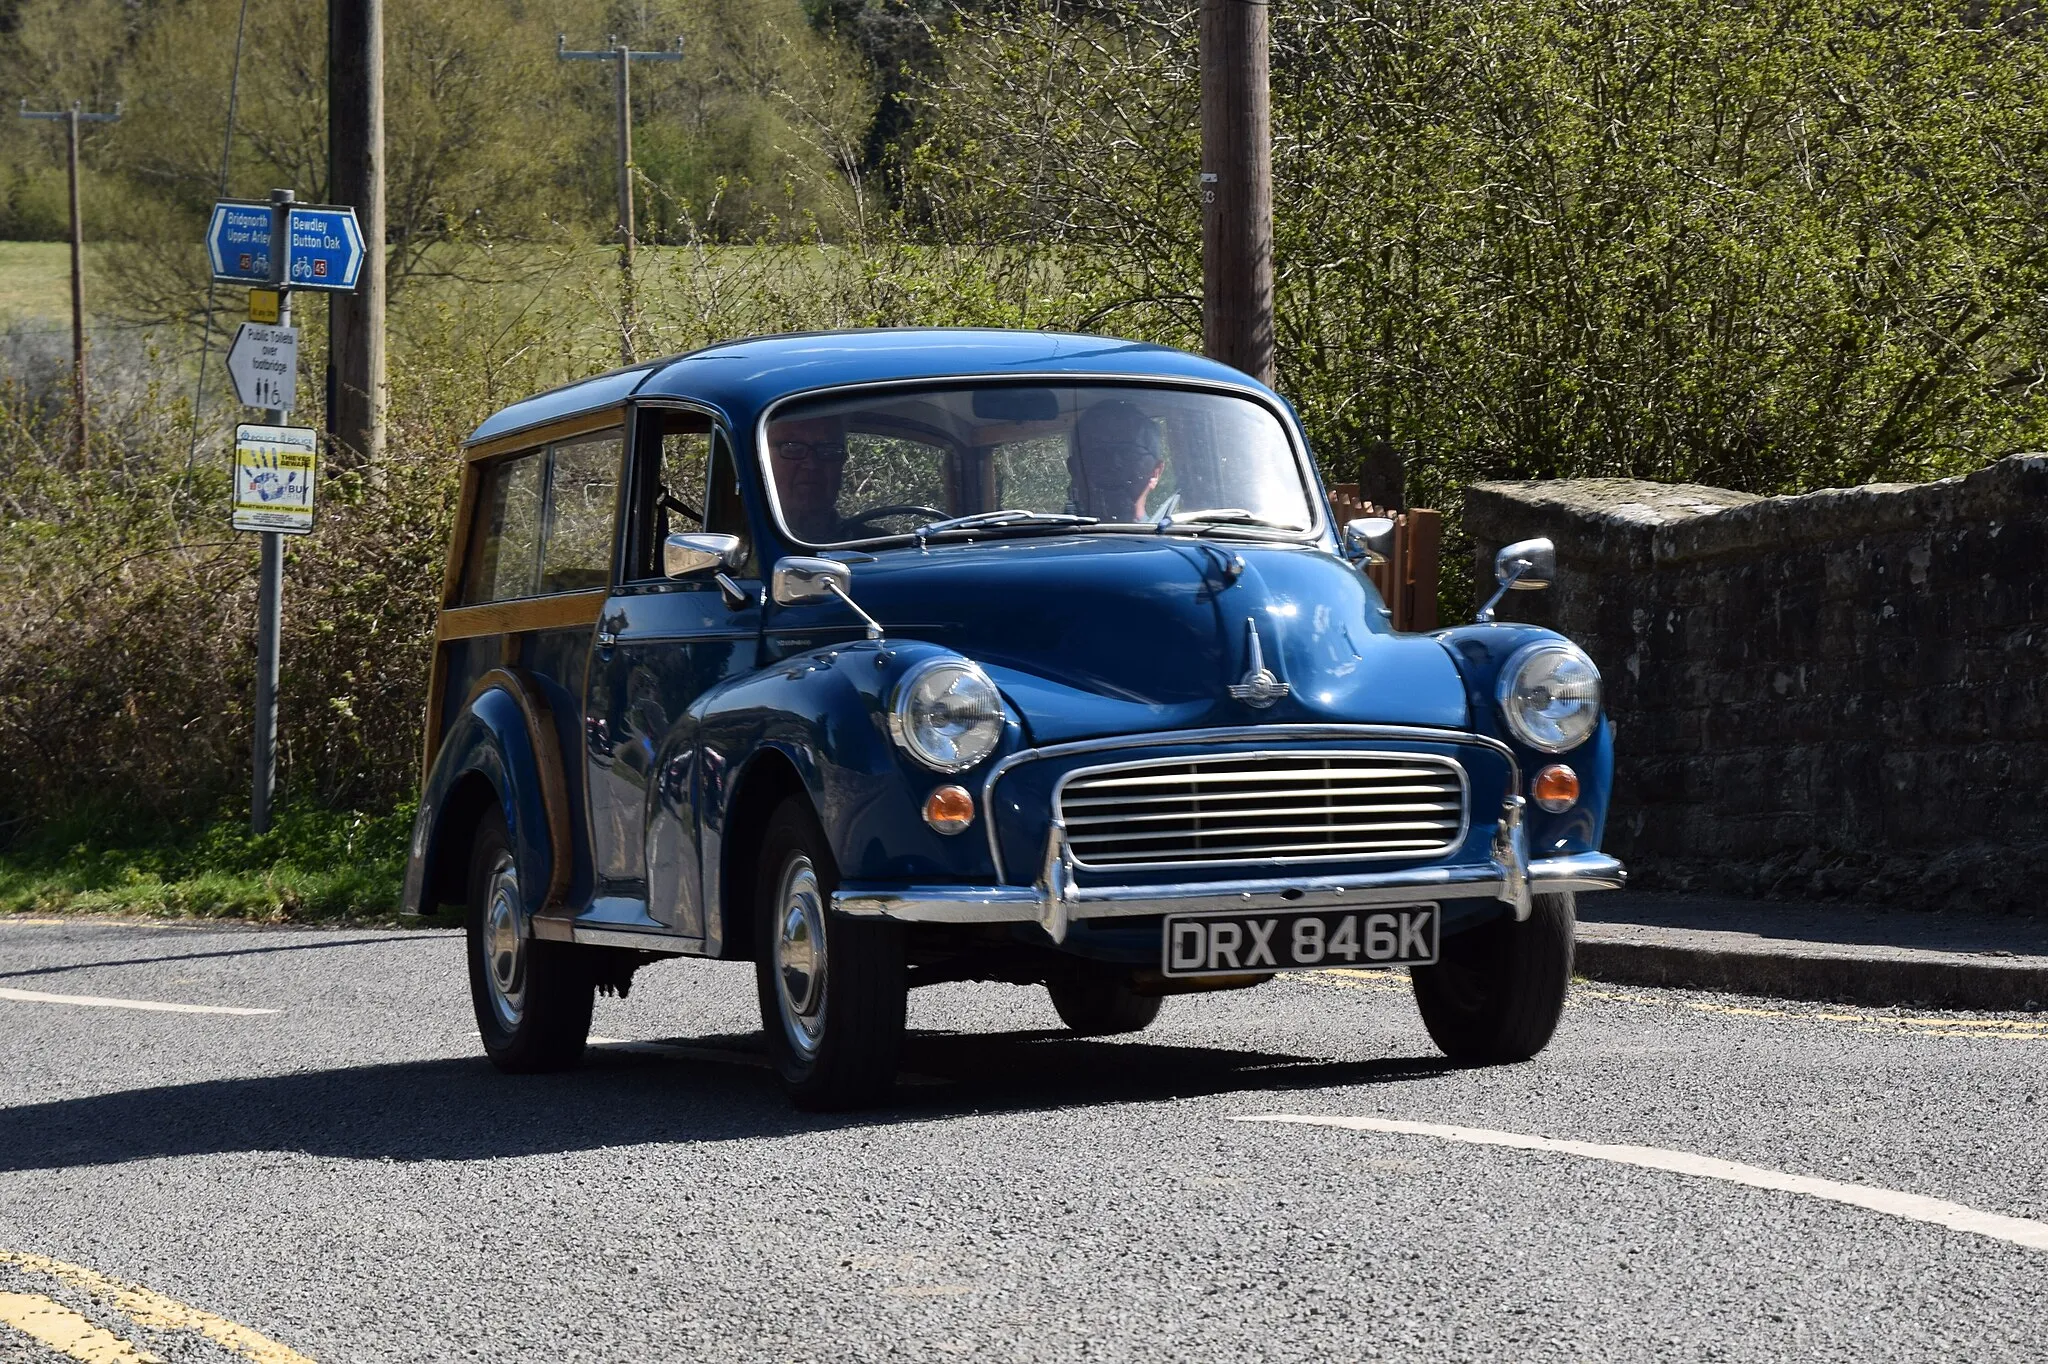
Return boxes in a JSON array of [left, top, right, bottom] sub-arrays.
[[247, 288, 280, 324], [232, 423, 318, 535]]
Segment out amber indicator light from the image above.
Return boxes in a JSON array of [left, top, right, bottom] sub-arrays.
[[1531, 764, 1580, 813], [924, 784, 976, 833]]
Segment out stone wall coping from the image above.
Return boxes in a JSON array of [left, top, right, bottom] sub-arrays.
[[1468, 453, 2048, 566]]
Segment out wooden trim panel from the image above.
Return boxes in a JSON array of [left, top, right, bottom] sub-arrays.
[[464, 409, 624, 463], [435, 590, 607, 643]]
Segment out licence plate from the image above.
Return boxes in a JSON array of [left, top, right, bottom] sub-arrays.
[[1161, 904, 1439, 978]]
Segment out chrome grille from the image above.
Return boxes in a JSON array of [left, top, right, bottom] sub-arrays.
[[1056, 752, 1466, 869]]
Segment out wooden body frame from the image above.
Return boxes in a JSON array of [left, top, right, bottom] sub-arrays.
[[420, 406, 626, 784]]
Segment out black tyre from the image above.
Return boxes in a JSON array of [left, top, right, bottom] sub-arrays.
[[465, 807, 594, 1073], [1411, 891, 1575, 1064], [753, 795, 907, 1110], [1046, 973, 1163, 1036]]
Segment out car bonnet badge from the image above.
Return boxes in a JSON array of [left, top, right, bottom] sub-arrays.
[[1227, 617, 1291, 708]]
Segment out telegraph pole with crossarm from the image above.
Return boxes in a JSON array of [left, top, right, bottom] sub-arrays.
[[18, 99, 121, 467], [557, 34, 683, 366]]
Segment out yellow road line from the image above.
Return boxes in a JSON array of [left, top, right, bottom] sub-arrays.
[[0, 1251, 315, 1364], [0, 1292, 164, 1363]]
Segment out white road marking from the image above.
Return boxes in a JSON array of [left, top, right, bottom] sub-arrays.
[[1236, 1113, 2048, 1253], [0, 988, 274, 1016]]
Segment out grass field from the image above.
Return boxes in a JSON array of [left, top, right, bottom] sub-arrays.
[[0, 241, 106, 326]]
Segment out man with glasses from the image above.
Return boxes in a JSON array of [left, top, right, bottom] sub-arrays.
[[767, 414, 850, 542], [1068, 400, 1166, 522]]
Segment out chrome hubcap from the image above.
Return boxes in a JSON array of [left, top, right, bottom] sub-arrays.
[[773, 856, 827, 1059], [482, 854, 526, 1031]]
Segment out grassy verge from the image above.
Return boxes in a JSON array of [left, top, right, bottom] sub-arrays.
[[0, 802, 417, 924]]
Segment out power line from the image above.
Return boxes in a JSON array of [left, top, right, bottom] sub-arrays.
[[557, 33, 682, 366], [19, 98, 122, 469], [186, 0, 253, 477]]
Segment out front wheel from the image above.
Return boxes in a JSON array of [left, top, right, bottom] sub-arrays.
[[1046, 973, 1163, 1036], [465, 807, 595, 1073], [753, 796, 907, 1110], [1410, 892, 1575, 1064]]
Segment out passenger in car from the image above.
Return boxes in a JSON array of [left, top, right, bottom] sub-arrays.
[[1067, 400, 1165, 521], [767, 413, 850, 541]]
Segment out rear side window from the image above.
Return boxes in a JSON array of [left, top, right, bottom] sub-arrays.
[[461, 428, 623, 604], [539, 433, 621, 593]]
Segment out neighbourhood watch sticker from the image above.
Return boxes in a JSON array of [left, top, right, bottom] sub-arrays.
[[232, 424, 318, 535]]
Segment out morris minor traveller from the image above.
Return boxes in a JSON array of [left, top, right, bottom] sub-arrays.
[[405, 329, 1624, 1108]]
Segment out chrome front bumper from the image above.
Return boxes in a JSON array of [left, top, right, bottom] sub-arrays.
[[832, 795, 1625, 944]]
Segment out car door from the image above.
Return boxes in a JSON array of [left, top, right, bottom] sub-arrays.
[[583, 406, 762, 937]]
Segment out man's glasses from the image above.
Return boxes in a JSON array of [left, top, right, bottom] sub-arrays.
[[771, 438, 849, 467]]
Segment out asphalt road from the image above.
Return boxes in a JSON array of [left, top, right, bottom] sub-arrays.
[[0, 915, 2042, 1363]]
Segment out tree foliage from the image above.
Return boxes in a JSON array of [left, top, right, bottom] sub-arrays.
[[910, 0, 2048, 504]]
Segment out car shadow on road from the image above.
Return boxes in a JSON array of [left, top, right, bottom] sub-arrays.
[[0, 1028, 1452, 1173]]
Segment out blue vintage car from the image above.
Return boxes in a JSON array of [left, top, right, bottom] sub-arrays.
[[404, 328, 1623, 1107]]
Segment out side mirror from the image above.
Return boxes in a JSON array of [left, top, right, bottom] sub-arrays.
[[1344, 516, 1396, 566], [664, 532, 745, 579], [1496, 537, 1555, 591], [1475, 536, 1557, 623], [770, 555, 853, 606]]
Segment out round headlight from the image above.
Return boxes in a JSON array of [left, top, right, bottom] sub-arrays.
[[890, 659, 1004, 773], [1497, 642, 1601, 753]]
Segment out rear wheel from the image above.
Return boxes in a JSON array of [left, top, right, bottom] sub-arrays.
[[465, 807, 594, 1073], [1046, 973, 1163, 1036], [754, 796, 907, 1110], [1411, 892, 1575, 1064]]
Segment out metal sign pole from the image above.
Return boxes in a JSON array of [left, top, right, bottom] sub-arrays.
[[252, 186, 294, 835]]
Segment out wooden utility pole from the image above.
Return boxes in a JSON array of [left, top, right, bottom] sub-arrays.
[[1199, 0, 1274, 387], [558, 34, 683, 365], [328, 0, 386, 467], [18, 99, 120, 467]]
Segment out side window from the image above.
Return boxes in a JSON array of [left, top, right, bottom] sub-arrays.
[[538, 432, 622, 593], [460, 427, 622, 604], [462, 449, 544, 604], [703, 430, 755, 574], [626, 410, 752, 582]]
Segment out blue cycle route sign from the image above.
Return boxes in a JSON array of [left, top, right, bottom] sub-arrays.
[[206, 200, 274, 284], [284, 206, 363, 290], [205, 200, 363, 291]]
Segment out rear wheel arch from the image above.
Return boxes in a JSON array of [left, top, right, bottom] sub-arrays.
[[426, 771, 501, 910]]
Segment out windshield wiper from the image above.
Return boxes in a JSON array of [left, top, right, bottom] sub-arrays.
[[913, 509, 1098, 544], [1156, 508, 1300, 536]]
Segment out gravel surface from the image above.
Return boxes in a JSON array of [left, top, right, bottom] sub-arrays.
[[0, 916, 2042, 1363]]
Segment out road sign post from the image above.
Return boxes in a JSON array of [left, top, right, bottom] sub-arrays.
[[251, 189, 294, 834], [207, 186, 358, 834]]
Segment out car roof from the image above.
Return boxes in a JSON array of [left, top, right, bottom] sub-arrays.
[[464, 328, 1279, 446]]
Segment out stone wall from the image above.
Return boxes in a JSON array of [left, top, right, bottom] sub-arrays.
[[1466, 456, 2048, 911]]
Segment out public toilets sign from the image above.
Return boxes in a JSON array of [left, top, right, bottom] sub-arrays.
[[205, 200, 365, 290]]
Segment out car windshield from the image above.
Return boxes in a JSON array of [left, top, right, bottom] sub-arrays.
[[759, 383, 1316, 547]]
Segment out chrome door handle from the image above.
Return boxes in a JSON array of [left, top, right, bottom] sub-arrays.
[[596, 628, 619, 648]]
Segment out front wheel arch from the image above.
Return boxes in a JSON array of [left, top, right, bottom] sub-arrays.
[[718, 748, 809, 962]]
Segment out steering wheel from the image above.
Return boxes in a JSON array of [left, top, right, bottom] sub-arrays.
[[840, 503, 946, 535]]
